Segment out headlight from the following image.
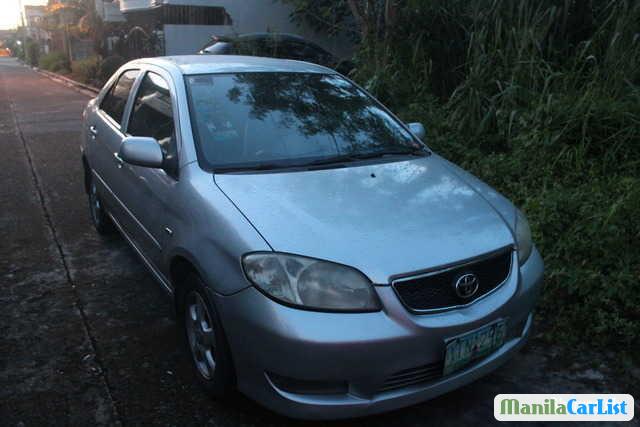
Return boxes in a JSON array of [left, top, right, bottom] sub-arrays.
[[242, 252, 380, 312], [515, 210, 533, 264]]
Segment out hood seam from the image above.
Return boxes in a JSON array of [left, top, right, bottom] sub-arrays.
[[212, 173, 275, 252]]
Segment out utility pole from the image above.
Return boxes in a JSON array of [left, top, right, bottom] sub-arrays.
[[18, 0, 27, 58]]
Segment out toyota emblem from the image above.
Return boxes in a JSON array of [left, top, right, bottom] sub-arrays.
[[455, 273, 479, 298]]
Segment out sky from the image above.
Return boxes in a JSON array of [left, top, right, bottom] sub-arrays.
[[0, 0, 48, 30]]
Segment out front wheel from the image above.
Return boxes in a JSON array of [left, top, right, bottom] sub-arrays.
[[180, 273, 235, 398]]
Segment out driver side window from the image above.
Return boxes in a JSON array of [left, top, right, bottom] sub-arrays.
[[127, 71, 178, 178], [100, 70, 139, 125]]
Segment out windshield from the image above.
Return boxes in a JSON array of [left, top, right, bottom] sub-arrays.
[[185, 72, 425, 171]]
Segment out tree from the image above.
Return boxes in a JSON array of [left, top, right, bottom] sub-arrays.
[[282, 0, 355, 37], [346, 0, 400, 42], [282, 0, 400, 42], [25, 39, 40, 66], [281, 0, 402, 79]]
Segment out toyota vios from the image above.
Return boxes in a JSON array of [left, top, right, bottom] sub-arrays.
[[81, 55, 543, 419]]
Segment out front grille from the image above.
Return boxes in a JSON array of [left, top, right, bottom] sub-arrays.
[[378, 361, 444, 393], [392, 248, 513, 312]]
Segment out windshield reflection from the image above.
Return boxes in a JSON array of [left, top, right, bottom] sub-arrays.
[[186, 72, 423, 170]]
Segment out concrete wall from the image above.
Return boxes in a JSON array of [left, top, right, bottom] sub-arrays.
[[164, 25, 230, 55], [95, 0, 126, 23], [206, 0, 352, 58], [121, 0, 353, 58], [119, 0, 155, 12]]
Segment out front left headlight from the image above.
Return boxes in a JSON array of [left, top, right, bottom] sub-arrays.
[[515, 210, 533, 264], [242, 252, 381, 312]]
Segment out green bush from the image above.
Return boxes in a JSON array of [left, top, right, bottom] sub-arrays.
[[25, 41, 40, 67], [99, 55, 126, 85], [71, 56, 101, 85], [352, 0, 640, 355], [39, 51, 70, 73]]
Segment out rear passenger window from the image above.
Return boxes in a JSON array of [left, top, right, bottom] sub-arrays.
[[100, 70, 139, 125], [127, 72, 178, 177]]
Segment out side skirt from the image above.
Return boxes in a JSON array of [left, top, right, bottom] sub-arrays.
[[107, 211, 174, 295]]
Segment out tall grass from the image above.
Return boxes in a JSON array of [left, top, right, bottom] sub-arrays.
[[354, 0, 640, 355]]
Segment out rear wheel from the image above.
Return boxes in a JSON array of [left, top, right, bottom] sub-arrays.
[[180, 273, 235, 397], [87, 175, 114, 235]]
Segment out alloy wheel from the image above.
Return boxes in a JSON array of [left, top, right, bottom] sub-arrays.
[[185, 291, 217, 380]]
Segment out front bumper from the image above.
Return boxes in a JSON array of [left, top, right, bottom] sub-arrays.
[[214, 248, 544, 420]]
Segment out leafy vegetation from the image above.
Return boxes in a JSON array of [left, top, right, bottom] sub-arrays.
[[289, 0, 640, 355], [71, 56, 101, 85], [98, 55, 126, 84], [39, 53, 125, 87], [25, 41, 41, 67], [33, 54, 138, 90], [39, 51, 70, 73]]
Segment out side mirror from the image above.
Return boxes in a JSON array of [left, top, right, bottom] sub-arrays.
[[119, 136, 163, 168], [408, 122, 426, 140]]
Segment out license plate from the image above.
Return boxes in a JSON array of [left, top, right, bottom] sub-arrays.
[[443, 319, 507, 376]]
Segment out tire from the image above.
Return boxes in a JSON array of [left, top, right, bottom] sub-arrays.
[[179, 272, 235, 398], [87, 174, 115, 235]]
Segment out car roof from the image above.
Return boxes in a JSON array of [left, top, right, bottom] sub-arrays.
[[224, 32, 309, 42], [132, 55, 335, 75]]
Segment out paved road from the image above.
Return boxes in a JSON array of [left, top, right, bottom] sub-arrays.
[[0, 58, 632, 426]]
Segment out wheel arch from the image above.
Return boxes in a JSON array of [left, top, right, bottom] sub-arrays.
[[169, 251, 215, 316], [169, 252, 238, 392], [169, 254, 199, 313]]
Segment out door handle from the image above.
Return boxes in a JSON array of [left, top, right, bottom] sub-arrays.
[[113, 152, 124, 168], [89, 125, 98, 138]]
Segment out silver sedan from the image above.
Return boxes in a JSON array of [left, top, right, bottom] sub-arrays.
[[81, 55, 543, 419]]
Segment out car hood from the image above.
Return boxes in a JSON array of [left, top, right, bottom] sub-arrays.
[[214, 155, 515, 284]]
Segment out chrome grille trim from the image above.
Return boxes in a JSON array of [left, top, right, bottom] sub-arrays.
[[391, 246, 514, 314]]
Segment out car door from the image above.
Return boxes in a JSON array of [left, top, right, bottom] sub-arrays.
[[120, 69, 181, 268], [88, 69, 140, 230]]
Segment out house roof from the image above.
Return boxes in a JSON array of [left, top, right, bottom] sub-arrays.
[[136, 55, 335, 75]]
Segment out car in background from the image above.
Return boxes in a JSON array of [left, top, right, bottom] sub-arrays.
[[198, 32, 353, 75]]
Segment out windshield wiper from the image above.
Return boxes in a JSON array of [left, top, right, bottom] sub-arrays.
[[303, 148, 427, 168], [215, 162, 285, 172], [304, 154, 359, 167], [216, 148, 429, 172], [349, 148, 428, 160]]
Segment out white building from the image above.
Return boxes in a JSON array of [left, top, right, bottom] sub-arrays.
[[117, 0, 352, 57], [95, 0, 126, 23], [24, 5, 51, 54]]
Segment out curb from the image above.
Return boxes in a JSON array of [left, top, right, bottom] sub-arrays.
[[33, 67, 100, 97]]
